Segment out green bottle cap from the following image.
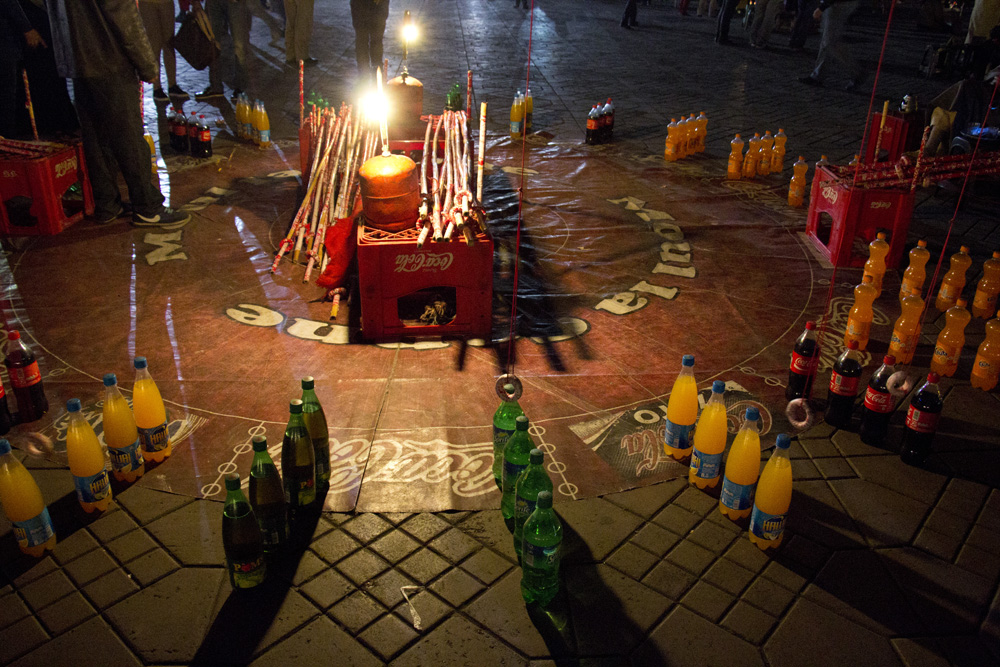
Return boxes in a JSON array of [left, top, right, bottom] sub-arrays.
[[302, 377, 315, 390], [515, 415, 529, 430], [529, 448, 544, 465], [252, 435, 267, 451], [224, 472, 241, 490], [536, 490, 553, 509], [290, 399, 303, 414], [503, 383, 515, 394]]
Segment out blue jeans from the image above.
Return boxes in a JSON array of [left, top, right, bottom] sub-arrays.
[[206, 0, 251, 92], [812, 1, 862, 81]]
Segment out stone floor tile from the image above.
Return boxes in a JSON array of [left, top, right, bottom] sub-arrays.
[[0, 616, 47, 664], [786, 481, 867, 550], [329, 591, 388, 634], [342, 513, 393, 544], [890, 638, 950, 667], [913, 526, 962, 562], [115, 486, 193, 526], [124, 548, 178, 587], [87, 508, 139, 543], [11, 556, 56, 587], [369, 529, 420, 564], [923, 506, 971, 541], [428, 566, 485, 607], [250, 616, 381, 667], [680, 580, 735, 622], [651, 504, 701, 536], [364, 568, 416, 609], [602, 478, 686, 519], [393, 589, 452, 633], [307, 515, 336, 541], [630, 522, 682, 557], [937, 635, 1000, 667], [397, 548, 451, 585], [359, 612, 419, 660], [724, 538, 771, 573], [50, 529, 99, 566], [813, 457, 857, 479], [557, 497, 643, 563], [642, 559, 697, 601], [105, 530, 158, 564], [742, 577, 796, 617], [979, 491, 1000, 531], [326, 513, 352, 526], [429, 527, 481, 564], [250, 589, 324, 657], [569, 564, 671, 655], [0, 592, 30, 629], [666, 539, 716, 575], [635, 605, 765, 666], [400, 513, 451, 543], [64, 548, 117, 587], [703, 558, 756, 596], [779, 534, 830, 573], [390, 615, 526, 667], [786, 440, 810, 460], [799, 437, 840, 458], [20, 569, 75, 612], [955, 543, 1000, 581], [460, 547, 514, 585], [832, 430, 892, 457], [687, 519, 739, 554], [335, 548, 390, 586], [848, 456, 948, 505], [83, 568, 139, 610], [439, 511, 470, 524], [379, 512, 412, 526], [830, 478, 929, 548], [271, 549, 328, 587], [299, 568, 355, 610], [146, 501, 224, 566], [8, 617, 138, 667], [606, 541, 659, 581], [722, 600, 777, 645], [791, 458, 823, 481], [36, 590, 96, 636], [765, 598, 902, 667], [312, 530, 362, 565], [966, 524, 1000, 554], [938, 479, 989, 521], [704, 508, 745, 535], [674, 487, 718, 516], [799, 422, 836, 441]]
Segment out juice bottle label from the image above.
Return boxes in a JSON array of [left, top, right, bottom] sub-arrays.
[[720, 477, 755, 511], [889, 330, 915, 357], [503, 460, 528, 492], [586, 118, 598, 131], [905, 406, 939, 434], [845, 318, 870, 339], [313, 440, 330, 482], [939, 283, 959, 300], [511, 120, 523, 135], [749, 506, 785, 541], [8, 361, 42, 388], [138, 422, 169, 453], [663, 419, 691, 450], [13, 507, 55, 548], [932, 342, 960, 368], [522, 541, 559, 569], [789, 351, 817, 375], [973, 289, 996, 311], [243, 122, 253, 138], [829, 371, 860, 397], [259, 129, 270, 144], [863, 387, 894, 413], [74, 469, 111, 504], [287, 476, 316, 507], [690, 447, 722, 479], [515, 494, 537, 524], [973, 356, 995, 377], [228, 555, 266, 588], [109, 438, 144, 474], [258, 512, 287, 548]]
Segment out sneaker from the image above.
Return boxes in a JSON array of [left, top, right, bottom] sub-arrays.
[[92, 203, 124, 225], [168, 85, 189, 99], [798, 75, 822, 87], [196, 87, 224, 100], [132, 207, 191, 228], [153, 88, 168, 102]]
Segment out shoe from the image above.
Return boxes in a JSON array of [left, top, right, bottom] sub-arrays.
[[799, 75, 822, 87], [716, 36, 732, 45], [303, 57, 319, 66], [132, 207, 191, 228], [230, 88, 243, 103], [92, 203, 124, 225], [845, 78, 864, 92], [621, 22, 631, 28], [153, 88, 168, 102], [195, 87, 223, 100], [168, 85, 189, 99]]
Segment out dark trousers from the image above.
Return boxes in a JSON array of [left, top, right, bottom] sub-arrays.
[[74, 76, 163, 217], [717, 0, 739, 40], [789, 0, 819, 47], [0, 55, 17, 138], [621, 0, 637, 26], [350, 0, 390, 80]]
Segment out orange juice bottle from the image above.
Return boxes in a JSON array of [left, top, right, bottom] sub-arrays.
[[258, 101, 271, 148], [690, 381, 727, 489], [133, 357, 171, 462], [144, 127, 156, 175], [899, 240, 930, 303], [862, 232, 890, 295], [251, 100, 262, 145], [888, 288, 925, 365], [0, 438, 56, 556], [235, 95, 247, 140], [665, 118, 681, 162], [970, 317, 1000, 391], [719, 407, 761, 521], [677, 116, 691, 158], [102, 373, 144, 482], [66, 399, 112, 513], [727, 134, 744, 179], [935, 245, 972, 311], [743, 133, 761, 179], [685, 113, 698, 156], [788, 156, 807, 207], [972, 251, 1000, 319], [664, 355, 698, 461], [757, 131, 774, 177], [748, 433, 792, 550], [511, 92, 524, 140], [930, 299, 971, 377], [770, 128, 787, 173], [695, 111, 708, 153], [845, 274, 878, 351]]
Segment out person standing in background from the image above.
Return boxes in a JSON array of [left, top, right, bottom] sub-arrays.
[[1, 0, 47, 138], [799, 0, 864, 90], [967, 0, 1000, 44], [749, 0, 783, 47], [285, 0, 315, 65], [194, 0, 250, 101], [139, 0, 188, 101], [621, 0, 638, 28], [350, 0, 389, 82]]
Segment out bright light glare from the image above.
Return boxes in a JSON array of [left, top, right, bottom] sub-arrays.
[[403, 23, 418, 43], [361, 91, 389, 123]]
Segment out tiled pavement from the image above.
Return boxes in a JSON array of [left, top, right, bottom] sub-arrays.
[[4, 0, 1000, 665]]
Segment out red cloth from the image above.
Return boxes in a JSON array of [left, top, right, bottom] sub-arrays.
[[315, 199, 361, 289]]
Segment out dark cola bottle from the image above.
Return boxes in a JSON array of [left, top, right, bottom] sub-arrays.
[[785, 321, 819, 401], [900, 373, 944, 466], [4, 331, 48, 423], [0, 376, 13, 435], [825, 339, 863, 429], [859, 355, 897, 446]]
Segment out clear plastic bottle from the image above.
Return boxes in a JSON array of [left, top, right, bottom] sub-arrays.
[[899, 240, 930, 303], [520, 490, 562, 606], [757, 131, 774, 177], [102, 373, 144, 482], [133, 357, 171, 462], [972, 251, 1000, 319], [585, 103, 598, 145], [743, 133, 762, 179], [861, 232, 890, 295], [222, 472, 266, 589], [0, 438, 56, 556], [665, 118, 681, 162], [719, 407, 761, 521], [727, 134, 744, 180], [689, 381, 727, 489], [770, 128, 787, 173], [664, 355, 698, 460], [492, 383, 525, 489], [748, 434, 792, 550], [513, 448, 552, 562], [300, 377, 330, 488], [4, 330, 48, 423], [512, 91, 525, 140], [695, 111, 708, 153], [845, 275, 878, 351], [526, 89, 535, 135], [971, 317, 1000, 391], [888, 288, 925, 365], [788, 156, 808, 207], [66, 398, 113, 513], [935, 245, 973, 312], [501, 415, 533, 520], [930, 299, 971, 377]]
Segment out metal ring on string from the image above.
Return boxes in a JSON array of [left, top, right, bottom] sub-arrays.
[[495, 374, 523, 401]]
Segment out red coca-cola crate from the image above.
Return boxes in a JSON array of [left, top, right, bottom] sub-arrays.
[[0, 142, 94, 236], [863, 113, 909, 164], [357, 222, 493, 341], [805, 166, 914, 269]]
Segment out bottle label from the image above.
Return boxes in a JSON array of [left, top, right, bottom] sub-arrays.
[[900, 277, 920, 296], [789, 351, 818, 375], [749, 506, 786, 541], [13, 507, 55, 549], [973, 289, 997, 311], [108, 438, 144, 474], [502, 460, 528, 492], [515, 495, 537, 524], [829, 371, 860, 397], [200, 129, 211, 143], [243, 122, 253, 137], [889, 330, 916, 357], [258, 513, 287, 548], [845, 317, 870, 339], [313, 441, 330, 483], [493, 427, 515, 462], [663, 419, 691, 450], [510, 120, 523, 134], [137, 421, 169, 453], [720, 477, 755, 511], [939, 283, 958, 300], [522, 541, 560, 570], [8, 361, 42, 388], [586, 118, 597, 130], [974, 356, 995, 376], [863, 387, 894, 413], [690, 447, 723, 479], [228, 555, 266, 588], [74, 469, 111, 504], [259, 129, 269, 144], [287, 477, 316, 507], [906, 406, 939, 434], [932, 342, 960, 368]]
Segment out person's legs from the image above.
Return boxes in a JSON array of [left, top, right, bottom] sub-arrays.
[[350, 0, 371, 75], [139, 2, 165, 89], [205, 0, 226, 91], [717, 0, 739, 40], [621, 0, 638, 26], [158, 3, 178, 87], [754, 0, 783, 45], [368, 0, 389, 70], [789, 0, 818, 47], [285, 0, 300, 61], [229, 0, 251, 91], [295, 0, 314, 60], [814, 1, 859, 81]]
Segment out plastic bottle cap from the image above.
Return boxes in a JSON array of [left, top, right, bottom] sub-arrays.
[[0, 439, 10, 455], [515, 415, 529, 430], [927, 372, 940, 383], [529, 448, 544, 464], [681, 355, 695, 367], [775, 434, 791, 450], [103, 373, 118, 386], [252, 435, 267, 451], [224, 472, 241, 490], [745, 407, 760, 421], [67, 398, 82, 413], [536, 490, 553, 509], [956, 299, 968, 307], [805, 321, 816, 330], [846, 340, 859, 350], [504, 383, 516, 394], [918, 240, 927, 247], [289, 399, 303, 414], [302, 377, 315, 390], [884, 355, 896, 365], [960, 246, 970, 253], [7, 331, 19, 341], [712, 380, 726, 393], [134, 357, 148, 370], [876, 232, 886, 240]]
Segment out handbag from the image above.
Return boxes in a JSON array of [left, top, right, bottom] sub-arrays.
[[171, 7, 221, 71]]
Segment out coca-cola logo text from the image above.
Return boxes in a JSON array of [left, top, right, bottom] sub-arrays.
[[394, 252, 454, 273], [821, 185, 839, 205], [870, 201, 892, 210], [55, 156, 77, 179]]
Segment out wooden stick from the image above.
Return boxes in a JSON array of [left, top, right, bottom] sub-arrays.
[[476, 103, 486, 203], [871, 99, 889, 165], [21, 71, 38, 141]]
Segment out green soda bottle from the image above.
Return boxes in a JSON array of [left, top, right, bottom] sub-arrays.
[[248, 435, 288, 552], [282, 399, 316, 509], [222, 472, 266, 589], [300, 377, 330, 488], [501, 415, 533, 520], [513, 448, 552, 561], [520, 490, 562, 606], [492, 384, 525, 489]]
